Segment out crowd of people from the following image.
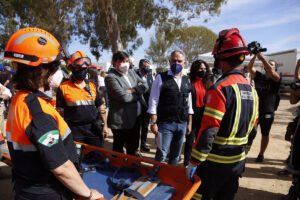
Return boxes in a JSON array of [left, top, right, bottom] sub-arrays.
[[0, 26, 298, 200]]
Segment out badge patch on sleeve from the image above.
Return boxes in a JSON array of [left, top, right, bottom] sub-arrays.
[[38, 130, 60, 147]]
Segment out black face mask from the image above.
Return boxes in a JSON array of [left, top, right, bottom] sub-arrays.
[[196, 70, 206, 78], [72, 69, 87, 81]]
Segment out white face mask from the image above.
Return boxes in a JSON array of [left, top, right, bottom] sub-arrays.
[[119, 62, 130, 74], [49, 68, 63, 87]]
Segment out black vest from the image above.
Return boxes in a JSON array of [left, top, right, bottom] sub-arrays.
[[157, 72, 192, 123]]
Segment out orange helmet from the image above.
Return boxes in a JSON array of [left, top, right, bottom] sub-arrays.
[[67, 51, 91, 69], [212, 28, 249, 59], [4, 27, 60, 66]]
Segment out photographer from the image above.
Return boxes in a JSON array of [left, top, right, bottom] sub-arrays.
[[247, 52, 281, 163]]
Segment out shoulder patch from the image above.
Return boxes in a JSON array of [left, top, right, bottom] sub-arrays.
[[38, 130, 59, 147]]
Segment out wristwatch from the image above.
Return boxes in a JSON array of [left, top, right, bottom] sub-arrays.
[[150, 121, 157, 126]]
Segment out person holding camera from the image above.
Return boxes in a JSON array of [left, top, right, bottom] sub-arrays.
[[247, 52, 281, 162]]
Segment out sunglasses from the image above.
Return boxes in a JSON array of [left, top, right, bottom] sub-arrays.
[[72, 57, 91, 68]]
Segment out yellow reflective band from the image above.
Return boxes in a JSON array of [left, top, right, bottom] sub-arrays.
[[247, 87, 258, 136], [213, 135, 248, 145], [192, 192, 202, 200], [206, 152, 246, 164], [191, 149, 208, 162], [229, 84, 241, 138], [204, 107, 224, 121]]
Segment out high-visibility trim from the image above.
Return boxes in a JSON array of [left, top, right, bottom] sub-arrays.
[[7, 131, 37, 151], [213, 135, 248, 145], [191, 149, 208, 162], [66, 100, 95, 106], [206, 152, 246, 164], [14, 32, 58, 47], [204, 107, 224, 121], [229, 84, 241, 138], [61, 127, 71, 141], [247, 87, 258, 136], [192, 192, 202, 200]]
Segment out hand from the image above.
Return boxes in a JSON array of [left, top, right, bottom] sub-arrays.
[[102, 125, 109, 139], [256, 52, 264, 60], [186, 123, 192, 136], [125, 88, 136, 93], [90, 189, 103, 200], [185, 162, 197, 182], [150, 124, 158, 136]]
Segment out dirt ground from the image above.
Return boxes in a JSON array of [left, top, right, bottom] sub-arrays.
[[0, 93, 294, 199]]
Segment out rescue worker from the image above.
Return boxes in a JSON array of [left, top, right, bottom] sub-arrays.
[[5, 27, 103, 200], [186, 28, 259, 200], [56, 51, 108, 147]]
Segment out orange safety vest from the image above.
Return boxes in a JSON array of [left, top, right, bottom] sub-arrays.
[[6, 91, 70, 150]]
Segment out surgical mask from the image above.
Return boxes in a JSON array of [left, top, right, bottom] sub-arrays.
[[119, 62, 130, 74], [49, 68, 64, 87], [73, 69, 87, 81], [196, 70, 206, 78], [142, 68, 150, 74], [171, 64, 183, 74]]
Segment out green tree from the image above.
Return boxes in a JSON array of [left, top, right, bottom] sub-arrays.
[[171, 25, 218, 64], [76, 0, 226, 60], [0, 0, 77, 50], [145, 29, 171, 68], [146, 25, 217, 68]]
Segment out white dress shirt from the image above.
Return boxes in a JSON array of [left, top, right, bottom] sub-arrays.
[[147, 70, 193, 115]]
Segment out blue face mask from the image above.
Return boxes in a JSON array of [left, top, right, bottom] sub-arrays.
[[171, 64, 183, 74], [73, 69, 87, 81]]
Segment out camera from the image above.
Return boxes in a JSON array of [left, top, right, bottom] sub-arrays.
[[290, 81, 300, 90], [248, 41, 267, 55]]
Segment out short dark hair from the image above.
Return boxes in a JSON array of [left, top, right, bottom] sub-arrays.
[[13, 61, 59, 91], [139, 59, 150, 68], [112, 51, 129, 62], [222, 54, 244, 68], [269, 59, 278, 71], [189, 59, 210, 84]]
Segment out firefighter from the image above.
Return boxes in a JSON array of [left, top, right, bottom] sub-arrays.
[[186, 28, 259, 200], [56, 51, 108, 147], [5, 28, 102, 200]]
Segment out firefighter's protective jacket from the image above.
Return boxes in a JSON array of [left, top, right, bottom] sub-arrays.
[[191, 69, 259, 174]]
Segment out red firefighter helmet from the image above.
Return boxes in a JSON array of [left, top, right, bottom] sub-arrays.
[[212, 28, 249, 59]]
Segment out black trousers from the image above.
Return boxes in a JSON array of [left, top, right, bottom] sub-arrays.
[[70, 123, 103, 148], [111, 117, 140, 155], [184, 107, 204, 166], [193, 163, 240, 200], [139, 110, 150, 148]]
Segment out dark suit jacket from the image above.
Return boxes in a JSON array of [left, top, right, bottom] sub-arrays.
[[135, 70, 153, 105], [105, 68, 148, 129]]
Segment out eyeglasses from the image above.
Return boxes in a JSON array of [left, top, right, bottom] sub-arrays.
[[72, 57, 91, 68]]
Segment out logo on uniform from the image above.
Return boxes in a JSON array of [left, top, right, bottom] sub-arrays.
[[38, 130, 60, 147]]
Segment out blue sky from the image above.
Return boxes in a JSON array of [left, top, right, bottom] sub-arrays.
[[69, 0, 300, 65]]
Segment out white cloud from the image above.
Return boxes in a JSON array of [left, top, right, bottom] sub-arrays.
[[239, 12, 300, 30], [265, 34, 300, 52]]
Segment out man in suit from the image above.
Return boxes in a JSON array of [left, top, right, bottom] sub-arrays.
[[136, 59, 153, 152], [105, 51, 148, 156]]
